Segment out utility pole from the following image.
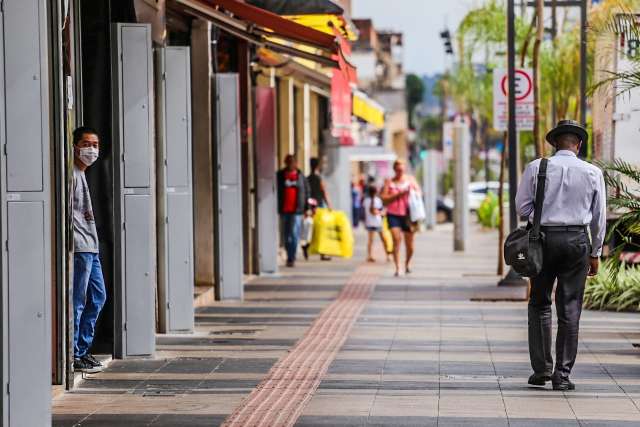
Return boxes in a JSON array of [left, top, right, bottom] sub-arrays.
[[499, 0, 528, 286], [453, 123, 469, 251], [422, 151, 437, 230], [579, 0, 588, 157], [507, 0, 518, 233]]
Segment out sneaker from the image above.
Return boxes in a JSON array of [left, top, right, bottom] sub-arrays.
[[83, 354, 103, 368], [74, 357, 102, 373]]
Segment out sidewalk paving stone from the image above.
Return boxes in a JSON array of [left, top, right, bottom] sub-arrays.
[[53, 224, 640, 426]]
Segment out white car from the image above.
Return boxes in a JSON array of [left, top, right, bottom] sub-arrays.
[[443, 181, 509, 212]]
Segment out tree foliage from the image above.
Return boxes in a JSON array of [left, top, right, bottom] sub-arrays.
[[405, 73, 425, 129]]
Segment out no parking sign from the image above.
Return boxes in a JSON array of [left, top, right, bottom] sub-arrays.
[[492, 68, 534, 131]]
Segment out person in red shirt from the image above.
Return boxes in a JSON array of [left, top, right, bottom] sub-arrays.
[[277, 154, 310, 267]]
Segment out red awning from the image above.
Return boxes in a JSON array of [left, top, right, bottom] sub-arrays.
[[202, 0, 338, 52]]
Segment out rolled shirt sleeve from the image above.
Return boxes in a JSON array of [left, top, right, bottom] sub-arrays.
[[515, 161, 536, 220], [589, 170, 607, 257]]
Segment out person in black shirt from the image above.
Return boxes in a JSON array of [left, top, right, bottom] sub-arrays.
[[307, 157, 332, 209]]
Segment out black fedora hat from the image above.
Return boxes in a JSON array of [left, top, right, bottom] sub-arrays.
[[545, 119, 588, 145]]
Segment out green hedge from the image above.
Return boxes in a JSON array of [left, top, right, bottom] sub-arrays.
[[584, 259, 640, 312]]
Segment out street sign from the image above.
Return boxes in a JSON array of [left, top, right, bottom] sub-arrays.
[[493, 68, 534, 131]]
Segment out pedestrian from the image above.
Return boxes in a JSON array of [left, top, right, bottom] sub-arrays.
[[307, 157, 332, 209], [363, 185, 388, 263], [516, 120, 606, 391], [300, 199, 318, 261], [308, 157, 332, 260], [72, 126, 107, 373], [381, 160, 421, 276], [277, 154, 310, 267], [351, 180, 362, 228]]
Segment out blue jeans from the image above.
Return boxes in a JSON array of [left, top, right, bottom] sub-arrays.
[[73, 252, 107, 358], [282, 213, 302, 263]]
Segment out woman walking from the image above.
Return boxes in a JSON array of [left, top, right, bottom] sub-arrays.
[[381, 160, 420, 276]]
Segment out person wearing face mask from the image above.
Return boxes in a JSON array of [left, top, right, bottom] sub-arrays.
[[516, 120, 606, 391], [71, 126, 106, 373]]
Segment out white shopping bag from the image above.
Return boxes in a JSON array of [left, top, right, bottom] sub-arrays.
[[408, 189, 426, 222]]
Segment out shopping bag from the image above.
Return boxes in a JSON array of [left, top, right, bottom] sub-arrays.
[[381, 217, 394, 254], [408, 189, 426, 223], [309, 208, 354, 258]]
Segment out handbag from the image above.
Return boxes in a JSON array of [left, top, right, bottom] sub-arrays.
[[504, 158, 548, 277], [408, 189, 426, 223]]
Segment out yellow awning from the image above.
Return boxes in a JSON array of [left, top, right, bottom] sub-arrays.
[[353, 92, 385, 128], [285, 14, 358, 41]]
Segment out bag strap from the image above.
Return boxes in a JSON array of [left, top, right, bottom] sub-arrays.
[[531, 158, 548, 237]]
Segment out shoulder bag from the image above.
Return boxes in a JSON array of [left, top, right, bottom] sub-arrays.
[[503, 158, 548, 277]]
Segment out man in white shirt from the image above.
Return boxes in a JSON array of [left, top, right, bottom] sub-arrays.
[[516, 120, 606, 391]]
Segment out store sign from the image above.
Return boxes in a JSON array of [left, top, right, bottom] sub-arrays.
[[493, 68, 534, 131], [331, 68, 353, 145]]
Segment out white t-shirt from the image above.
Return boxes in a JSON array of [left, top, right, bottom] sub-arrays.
[[363, 196, 383, 228]]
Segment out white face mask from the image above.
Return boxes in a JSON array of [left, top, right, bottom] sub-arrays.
[[78, 147, 99, 166]]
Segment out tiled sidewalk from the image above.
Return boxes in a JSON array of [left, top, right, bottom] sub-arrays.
[[53, 225, 640, 426]]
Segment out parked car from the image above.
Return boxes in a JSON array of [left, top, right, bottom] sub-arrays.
[[443, 181, 509, 212], [436, 197, 453, 223]]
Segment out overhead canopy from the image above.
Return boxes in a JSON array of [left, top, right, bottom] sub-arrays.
[[286, 14, 358, 41], [353, 91, 385, 129], [256, 48, 331, 90], [246, 0, 343, 16], [172, 0, 340, 67], [205, 0, 336, 49]]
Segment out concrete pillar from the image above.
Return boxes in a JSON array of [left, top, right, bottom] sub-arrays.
[[324, 143, 351, 213], [422, 151, 437, 230], [277, 77, 294, 162], [303, 83, 312, 175], [453, 124, 470, 251], [190, 20, 215, 288]]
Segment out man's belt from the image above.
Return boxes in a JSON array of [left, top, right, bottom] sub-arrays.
[[540, 225, 587, 232]]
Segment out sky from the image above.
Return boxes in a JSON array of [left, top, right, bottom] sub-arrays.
[[352, 0, 472, 77]]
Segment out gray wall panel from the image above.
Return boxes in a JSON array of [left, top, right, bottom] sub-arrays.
[[218, 75, 241, 186], [2, 1, 51, 425], [113, 23, 155, 357], [255, 87, 278, 274], [215, 74, 243, 300], [167, 193, 193, 331], [157, 46, 194, 333], [124, 195, 155, 355], [165, 48, 191, 189], [4, 0, 43, 192], [121, 25, 152, 189], [7, 202, 49, 425]]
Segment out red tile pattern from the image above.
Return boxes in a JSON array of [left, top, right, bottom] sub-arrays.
[[221, 265, 382, 427]]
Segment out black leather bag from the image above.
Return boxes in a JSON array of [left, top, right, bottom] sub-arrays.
[[504, 158, 548, 277]]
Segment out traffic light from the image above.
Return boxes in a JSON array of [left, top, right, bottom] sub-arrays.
[[440, 29, 454, 55]]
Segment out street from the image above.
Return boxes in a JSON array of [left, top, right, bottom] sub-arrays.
[[53, 225, 640, 426]]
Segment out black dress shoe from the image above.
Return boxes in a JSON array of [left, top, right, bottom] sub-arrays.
[[552, 378, 575, 391], [528, 373, 551, 386]]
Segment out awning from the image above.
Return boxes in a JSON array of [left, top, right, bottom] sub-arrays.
[[353, 91, 385, 129], [172, 0, 340, 67], [286, 14, 358, 41], [256, 48, 331, 89], [205, 0, 336, 49], [246, 0, 344, 16]]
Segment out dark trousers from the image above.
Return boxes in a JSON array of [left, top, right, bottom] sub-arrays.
[[528, 229, 590, 380]]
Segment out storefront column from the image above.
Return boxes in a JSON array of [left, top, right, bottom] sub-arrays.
[[190, 20, 216, 290]]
